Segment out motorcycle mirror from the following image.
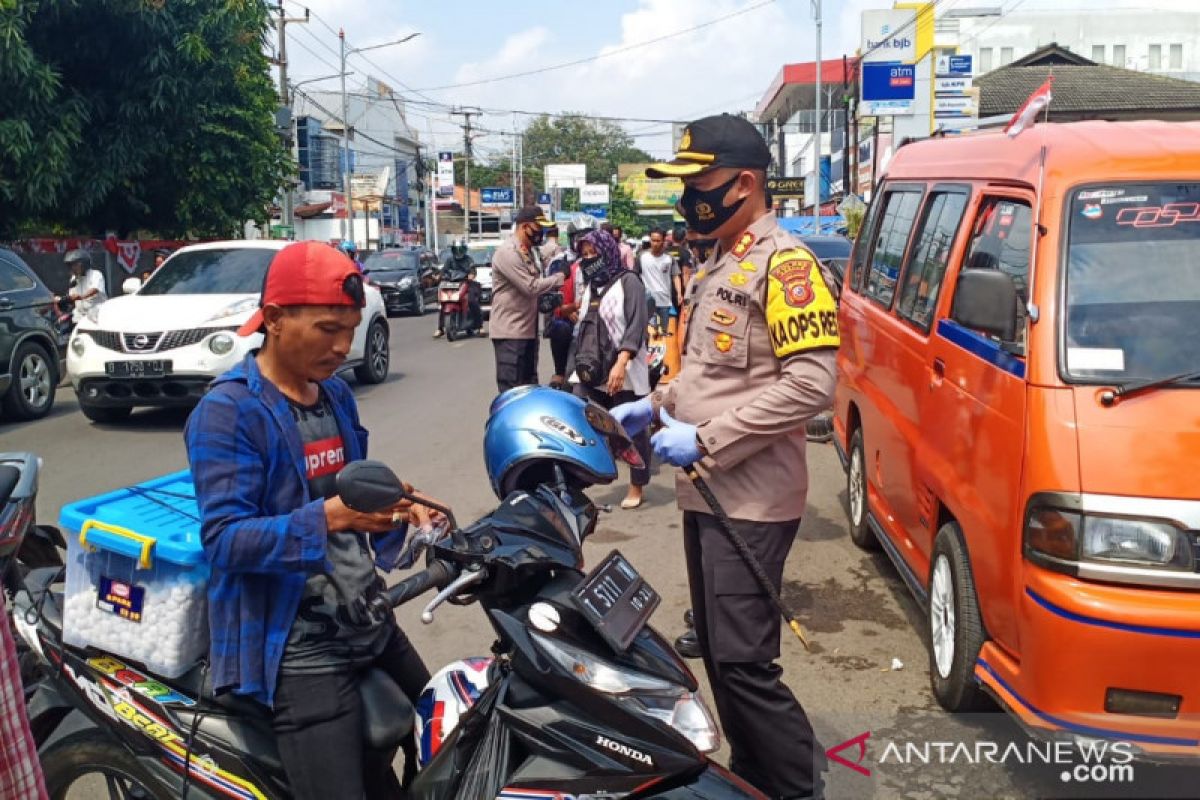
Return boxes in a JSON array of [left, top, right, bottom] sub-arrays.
[[337, 460, 410, 512]]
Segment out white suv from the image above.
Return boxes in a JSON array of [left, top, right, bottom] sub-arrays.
[[67, 240, 390, 423]]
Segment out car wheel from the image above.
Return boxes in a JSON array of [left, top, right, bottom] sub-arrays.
[[354, 320, 390, 384], [846, 427, 878, 549], [929, 523, 991, 712], [445, 311, 460, 342], [413, 292, 425, 316], [79, 402, 133, 424], [2, 342, 56, 421]]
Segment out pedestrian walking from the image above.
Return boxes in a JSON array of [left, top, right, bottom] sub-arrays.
[[489, 207, 564, 393], [637, 228, 681, 334], [568, 229, 651, 509], [613, 114, 839, 800]]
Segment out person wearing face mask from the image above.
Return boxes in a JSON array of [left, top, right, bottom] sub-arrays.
[[489, 207, 564, 393], [610, 114, 839, 800], [566, 229, 652, 509]]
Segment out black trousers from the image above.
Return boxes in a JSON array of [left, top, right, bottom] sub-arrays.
[[576, 386, 651, 486], [271, 625, 430, 800], [493, 338, 539, 393], [548, 323, 573, 377], [682, 511, 824, 800]]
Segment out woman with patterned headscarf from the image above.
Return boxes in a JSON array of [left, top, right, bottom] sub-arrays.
[[568, 229, 652, 508]]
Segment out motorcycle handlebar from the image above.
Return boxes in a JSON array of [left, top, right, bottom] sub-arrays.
[[371, 560, 459, 618]]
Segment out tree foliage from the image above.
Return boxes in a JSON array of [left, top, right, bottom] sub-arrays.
[[0, 0, 289, 238], [521, 113, 651, 194], [606, 183, 646, 238]]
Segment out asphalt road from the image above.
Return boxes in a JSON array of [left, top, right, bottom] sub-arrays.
[[4, 313, 1194, 799]]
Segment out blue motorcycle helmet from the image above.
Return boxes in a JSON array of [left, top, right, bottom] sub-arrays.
[[484, 386, 642, 499], [338, 239, 358, 256]]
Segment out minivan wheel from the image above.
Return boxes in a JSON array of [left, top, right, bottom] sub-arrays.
[[846, 428, 878, 549], [2, 342, 56, 420], [79, 402, 133, 424], [354, 320, 390, 384], [928, 523, 991, 712]]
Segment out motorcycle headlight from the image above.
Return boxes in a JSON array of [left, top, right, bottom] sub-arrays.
[[208, 332, 235, 355], [532, 631, 720, 753], [206, 297, 260, 323], [70, 335, 86, 356]]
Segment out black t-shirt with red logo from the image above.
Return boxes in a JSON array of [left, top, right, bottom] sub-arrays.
[[281, 389, 390, 674]]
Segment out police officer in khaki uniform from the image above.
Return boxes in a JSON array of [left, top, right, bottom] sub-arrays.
[[613, 115, 838, 800]]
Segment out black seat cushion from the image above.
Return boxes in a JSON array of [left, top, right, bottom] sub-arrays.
[[360, 668, 414, 750]]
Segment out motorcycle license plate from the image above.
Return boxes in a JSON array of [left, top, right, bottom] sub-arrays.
[[105, 360, 171, 378], [571, 549, 660, 652]]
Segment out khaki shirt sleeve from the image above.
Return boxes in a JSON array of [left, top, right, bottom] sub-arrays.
[[696, 348, 836, 470], [494, 247, 563, 297]]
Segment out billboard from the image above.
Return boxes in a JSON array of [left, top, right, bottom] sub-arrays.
[[579, 184, 611, 205], [437, 151, 454, 198], [861, 9, 917, 63], [545, 163, 586, 189], [617, 164, 683, 211], [480, 187, 515, 206], [860, 62, 916, 116]]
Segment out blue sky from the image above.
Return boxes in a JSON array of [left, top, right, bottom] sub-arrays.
[[279, 0, 1193, 161]]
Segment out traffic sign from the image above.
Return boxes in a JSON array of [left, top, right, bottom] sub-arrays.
[[537, 193, 552, 205]]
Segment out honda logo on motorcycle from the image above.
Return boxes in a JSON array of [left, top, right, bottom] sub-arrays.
[[595, 735, 653, 766]]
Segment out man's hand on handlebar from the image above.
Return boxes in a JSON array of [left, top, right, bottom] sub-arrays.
[[406, 489, 452, 529], [324, 495, 416, 534]]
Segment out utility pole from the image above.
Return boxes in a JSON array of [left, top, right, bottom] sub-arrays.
[[813, 0, 823, 236], [272, 4, 308, 233], [339, 28, 353, 242], [451, 108, 479, 242]]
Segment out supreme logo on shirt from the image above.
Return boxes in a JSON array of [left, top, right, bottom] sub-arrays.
[[304, 435, 346, 479]]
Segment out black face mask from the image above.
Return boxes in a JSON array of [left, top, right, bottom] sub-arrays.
[[527, 225, 545, 247], [578, 255, 602, 283], [680, 174, 746, 235]]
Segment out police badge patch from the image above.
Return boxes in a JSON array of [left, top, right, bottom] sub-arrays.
[[769, 258, 816, 308]]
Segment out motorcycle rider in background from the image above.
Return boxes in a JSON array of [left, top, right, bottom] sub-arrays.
[[338, 240, 365, 273], [434, 242, 478, 338]]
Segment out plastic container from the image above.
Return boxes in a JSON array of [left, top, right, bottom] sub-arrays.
[[60, 470, 208, 678]]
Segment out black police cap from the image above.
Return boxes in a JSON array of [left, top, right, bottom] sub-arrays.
[[646, 114, 772, 179]]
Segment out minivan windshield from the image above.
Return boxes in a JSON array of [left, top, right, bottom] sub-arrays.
[[140, 249, 274, 296], [1064, 183, 1200, 383]]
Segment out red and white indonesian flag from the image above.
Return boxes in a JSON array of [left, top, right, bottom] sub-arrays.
[[1004, 76, 1053, 138]]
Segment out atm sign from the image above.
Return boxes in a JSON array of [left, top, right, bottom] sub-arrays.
[[889, 67, 915, 88]]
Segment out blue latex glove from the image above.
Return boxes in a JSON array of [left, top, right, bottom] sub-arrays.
[[611, 396, 655, 437], [651, 408, 702, 467]]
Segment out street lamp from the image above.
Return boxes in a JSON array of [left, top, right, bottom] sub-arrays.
[[292, 71, 353, 90], [339, 30, 422, 242]]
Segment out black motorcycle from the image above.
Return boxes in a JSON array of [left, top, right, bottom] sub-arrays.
[[11, 437, 764, 797]]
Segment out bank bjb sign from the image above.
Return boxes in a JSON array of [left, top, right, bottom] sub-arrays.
[[766, 177, 805, 199], [861, 9, 917, 64]]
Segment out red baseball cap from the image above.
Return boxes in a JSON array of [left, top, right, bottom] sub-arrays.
[[237, 241, 364, 336]]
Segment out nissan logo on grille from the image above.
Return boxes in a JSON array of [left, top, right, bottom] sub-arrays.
[[133, 334, 150, 349]]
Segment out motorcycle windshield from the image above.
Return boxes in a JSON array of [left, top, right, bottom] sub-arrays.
[[488, 485, 595, 569]]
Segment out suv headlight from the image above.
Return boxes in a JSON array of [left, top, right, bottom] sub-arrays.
[[70, 335, 86, 356], [398, 277, 415, 290], [1026, 507, 1195, 571], [532, 631, 720, 753]]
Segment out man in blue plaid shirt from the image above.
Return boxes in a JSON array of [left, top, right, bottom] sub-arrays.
[[186, 241, 441, 799]]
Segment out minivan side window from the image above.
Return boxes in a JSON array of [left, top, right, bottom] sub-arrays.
[[865, 190, 923, 308], [0, 259, 35, 293], [897, 192, 969, 331], [849, 192, 885, 294], [961, 197, 1033, 347]]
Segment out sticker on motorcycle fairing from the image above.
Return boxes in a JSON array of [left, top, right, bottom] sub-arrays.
[[97, 576, 144, 623], [88, 655, 195, 706], [540, 415, 586, 445], [595, 734, 655, 767]]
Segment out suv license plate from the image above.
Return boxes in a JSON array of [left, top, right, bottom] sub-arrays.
[[105, 360, 171, 378]]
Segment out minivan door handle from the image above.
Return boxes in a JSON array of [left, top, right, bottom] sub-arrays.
[[931, 358, 946, 388]]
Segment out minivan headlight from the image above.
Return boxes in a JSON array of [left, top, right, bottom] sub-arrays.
[[531, 631, 719, 753], [1026, 507, 1194, 570]]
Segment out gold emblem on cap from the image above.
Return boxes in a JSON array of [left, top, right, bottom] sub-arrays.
[[680, 128, 692, 151]]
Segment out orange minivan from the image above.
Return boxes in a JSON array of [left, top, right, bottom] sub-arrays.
[[835, 120, 1200, 757]]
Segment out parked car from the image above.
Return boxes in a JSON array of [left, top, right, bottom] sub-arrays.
[[834, 120, 1200, 757], [0, 248, 62, 421], [364, 248, 439, 316], [67, 240, 391, 423]]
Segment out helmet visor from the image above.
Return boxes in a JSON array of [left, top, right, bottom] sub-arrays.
[[584, 403, 645, 470]]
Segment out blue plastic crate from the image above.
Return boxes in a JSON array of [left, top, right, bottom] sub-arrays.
[[60, 471, 209, 678]]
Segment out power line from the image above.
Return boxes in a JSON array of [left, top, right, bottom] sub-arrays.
[[411, 0, 779, 92]]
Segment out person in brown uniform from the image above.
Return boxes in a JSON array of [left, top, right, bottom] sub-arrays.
[[613, 114, 839, 800], [489, 207, 564, 393]]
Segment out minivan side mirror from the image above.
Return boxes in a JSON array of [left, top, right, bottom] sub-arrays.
[[122, 277, 142, 294], [951, 269, 1018, 342]]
